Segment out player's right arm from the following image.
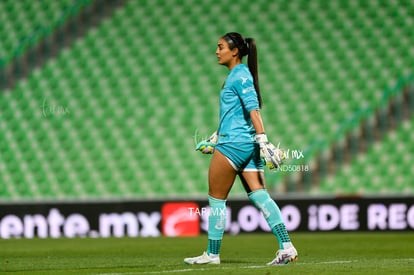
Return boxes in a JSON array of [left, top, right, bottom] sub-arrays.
[[196, 131, 218, 154]]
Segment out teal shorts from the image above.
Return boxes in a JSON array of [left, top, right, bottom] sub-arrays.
[[215, 142, 264, 172]]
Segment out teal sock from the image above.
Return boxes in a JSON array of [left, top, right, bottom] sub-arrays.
[[248, 189, 291, 249], [207, 239, 222, 255], [207, 196, 226, 255], [272, 223, 292, 248]]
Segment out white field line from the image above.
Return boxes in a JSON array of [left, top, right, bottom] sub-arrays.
[[97, 258, 414, 275], [96, 260, 355, 275]]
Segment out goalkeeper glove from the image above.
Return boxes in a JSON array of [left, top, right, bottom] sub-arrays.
[[196, 131, 218, 154], [255, 133, 285, 170]]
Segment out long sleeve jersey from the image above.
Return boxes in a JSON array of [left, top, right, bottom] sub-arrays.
[[217, 64, 260, 144]]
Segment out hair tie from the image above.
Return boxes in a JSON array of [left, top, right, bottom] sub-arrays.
[[223, 32, 249, 57]]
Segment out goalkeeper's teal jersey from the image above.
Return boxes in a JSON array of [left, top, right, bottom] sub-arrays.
[[217, 64, 260, 144]]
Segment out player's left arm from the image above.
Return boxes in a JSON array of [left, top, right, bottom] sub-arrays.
[[250, 109, 265, 134], [251, 109, 285, 170]]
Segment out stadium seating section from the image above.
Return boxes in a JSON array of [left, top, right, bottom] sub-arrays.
[[319, 113, 414, 194], [0, 0, 89, 64], [0, 0, 413, 200]]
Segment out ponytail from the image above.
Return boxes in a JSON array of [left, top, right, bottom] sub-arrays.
[[223, 33, 262, 108], [245, 38, 262, 108]]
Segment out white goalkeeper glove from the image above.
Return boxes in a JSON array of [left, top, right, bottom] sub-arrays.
[[195, 131, 218, 154], [255, 133, 285, 170]]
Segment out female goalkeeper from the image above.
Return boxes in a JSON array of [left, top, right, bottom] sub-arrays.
[[184, 32, 298, 266]]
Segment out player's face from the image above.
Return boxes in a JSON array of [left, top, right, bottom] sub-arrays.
[[216, 38, 238, 67]]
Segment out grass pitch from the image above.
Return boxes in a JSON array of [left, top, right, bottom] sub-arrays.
[[0, 232, 413, 274]]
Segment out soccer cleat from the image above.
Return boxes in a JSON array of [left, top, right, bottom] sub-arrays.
[[184, 251, 220, 265], [267, 246, 298, 265]]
